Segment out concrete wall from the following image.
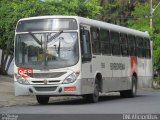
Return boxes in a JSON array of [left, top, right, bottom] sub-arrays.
[[0, 49, 14, 75]]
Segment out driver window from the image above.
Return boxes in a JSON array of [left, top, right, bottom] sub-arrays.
[[80, 29, 92, 62]]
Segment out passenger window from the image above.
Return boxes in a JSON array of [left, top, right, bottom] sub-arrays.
[[128, 35, 136, 56], [144, 38, 151, 58], [136, 37, 144, 58], [120, 33, 128, 56], [110, 31, 120, 55], [100, 29, 111, 55], [91, 27, 101, 54]]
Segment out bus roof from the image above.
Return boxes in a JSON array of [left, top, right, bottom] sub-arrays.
[[18, 15, 150, 38]]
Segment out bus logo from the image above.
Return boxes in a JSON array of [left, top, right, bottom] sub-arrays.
[[43, 80, 48, 85]]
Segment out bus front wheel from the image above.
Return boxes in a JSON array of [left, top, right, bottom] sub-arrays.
[[120, 76, 137, 98], [36, 95, 49, 105], [83, 79, 99, 103]]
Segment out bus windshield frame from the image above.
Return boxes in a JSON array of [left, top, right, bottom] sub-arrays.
[[15, 18, 79, 70]]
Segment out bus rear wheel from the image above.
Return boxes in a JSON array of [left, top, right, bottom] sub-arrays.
[[36, 96, 49, 105], [120, 76, 137, 98], [83, 79, 99, 103]]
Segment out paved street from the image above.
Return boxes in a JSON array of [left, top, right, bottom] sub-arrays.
[[0, 90, 160, 114], [0, 75, 160, 120]]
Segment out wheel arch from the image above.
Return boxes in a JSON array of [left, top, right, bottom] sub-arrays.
[[132, 72, 137, 80], [95, 72, 102, 92], [132, 72, 138, 88]]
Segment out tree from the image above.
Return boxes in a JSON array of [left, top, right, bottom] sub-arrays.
[[41, 0, 101, 19], [0, 0, 101, 75], [98, 0, 136, 26], [128, 2, 150, 32], [0, 0, 15, 74]]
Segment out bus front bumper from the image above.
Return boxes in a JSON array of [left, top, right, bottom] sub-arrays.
[[14, 81, 81, 96]]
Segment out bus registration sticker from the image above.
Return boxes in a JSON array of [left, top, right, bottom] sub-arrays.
[[18, 68, 33, 78]]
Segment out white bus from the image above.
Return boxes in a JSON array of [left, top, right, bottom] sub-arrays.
[[14, 16, 153, 104]]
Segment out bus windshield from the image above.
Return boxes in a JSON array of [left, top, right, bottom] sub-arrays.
[[15, 32, 79, 69]]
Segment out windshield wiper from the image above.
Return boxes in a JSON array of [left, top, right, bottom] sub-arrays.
[[28, 32, 42, 45], [47, 30, 63, 43]]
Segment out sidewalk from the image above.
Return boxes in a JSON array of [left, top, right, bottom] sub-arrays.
[[0, 75, 77, 107], [0, 75, 37, 107]]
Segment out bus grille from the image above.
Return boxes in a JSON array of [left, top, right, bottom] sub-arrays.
[[30, 72, 66, 78], [32, 80, 60, 84], [34, 86, 57, 92]]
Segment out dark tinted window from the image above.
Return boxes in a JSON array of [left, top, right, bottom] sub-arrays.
[[120, 34, 128, 56], [136, 37, 144, 58], [91, 27, 101, 54], [80, 29, 92, 62], [144, 38, 151, 58], [100, 29, 111, 55], [128, 35, 136, 56], [110, 31, 120, 55]]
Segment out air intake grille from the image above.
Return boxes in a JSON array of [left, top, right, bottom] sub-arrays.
[[32, 80, 60, 84], [34, 86, 57, 91], [30, 72, 66, 78]]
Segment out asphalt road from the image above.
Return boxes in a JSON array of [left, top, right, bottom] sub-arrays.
[[0, 90, 160, 114], [1, 90, 160, 120]]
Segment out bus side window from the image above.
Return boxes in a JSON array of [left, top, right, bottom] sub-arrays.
[[80, 29, 92, 62], [120, 33, 128, 56], [136, 37, 144, 58], [110, 31, 120, 56], [128, 35, 136, 57], [91, 27, 101, 55], [100, 29, 111, 55], [144, 38, 151, 58]]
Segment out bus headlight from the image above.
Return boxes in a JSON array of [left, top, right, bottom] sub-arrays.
[[63, 72, 78, 84], [15, 75, 30, 85]]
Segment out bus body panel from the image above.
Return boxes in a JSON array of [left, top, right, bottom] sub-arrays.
[[138, 58, 153, 88]]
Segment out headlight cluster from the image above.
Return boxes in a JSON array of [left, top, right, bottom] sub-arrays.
[[63, 72, 79, 84], [15, 74, 30, 85]]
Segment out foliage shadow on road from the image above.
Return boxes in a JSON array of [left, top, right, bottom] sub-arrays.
[[45, 95, 127, 105]]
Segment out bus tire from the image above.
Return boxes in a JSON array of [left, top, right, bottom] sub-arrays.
[[36, 96, 49, 105], [120, 76, 137, 98], [83, 79, 99, 103]]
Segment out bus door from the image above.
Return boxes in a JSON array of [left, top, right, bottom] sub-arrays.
[[80, 25, 93, 94]]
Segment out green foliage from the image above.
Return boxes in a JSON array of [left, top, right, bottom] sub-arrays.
[[153, 34, 160, 69], [0, 0, 14, 53], [98, 0, 133, 26], [128, 3, 150, 32], [0, 0, 101, 53], [154, 77, 160, 82], [43, 0, 101, 18], [99, 0, 120, 23], [0, 0, 101, 75]]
